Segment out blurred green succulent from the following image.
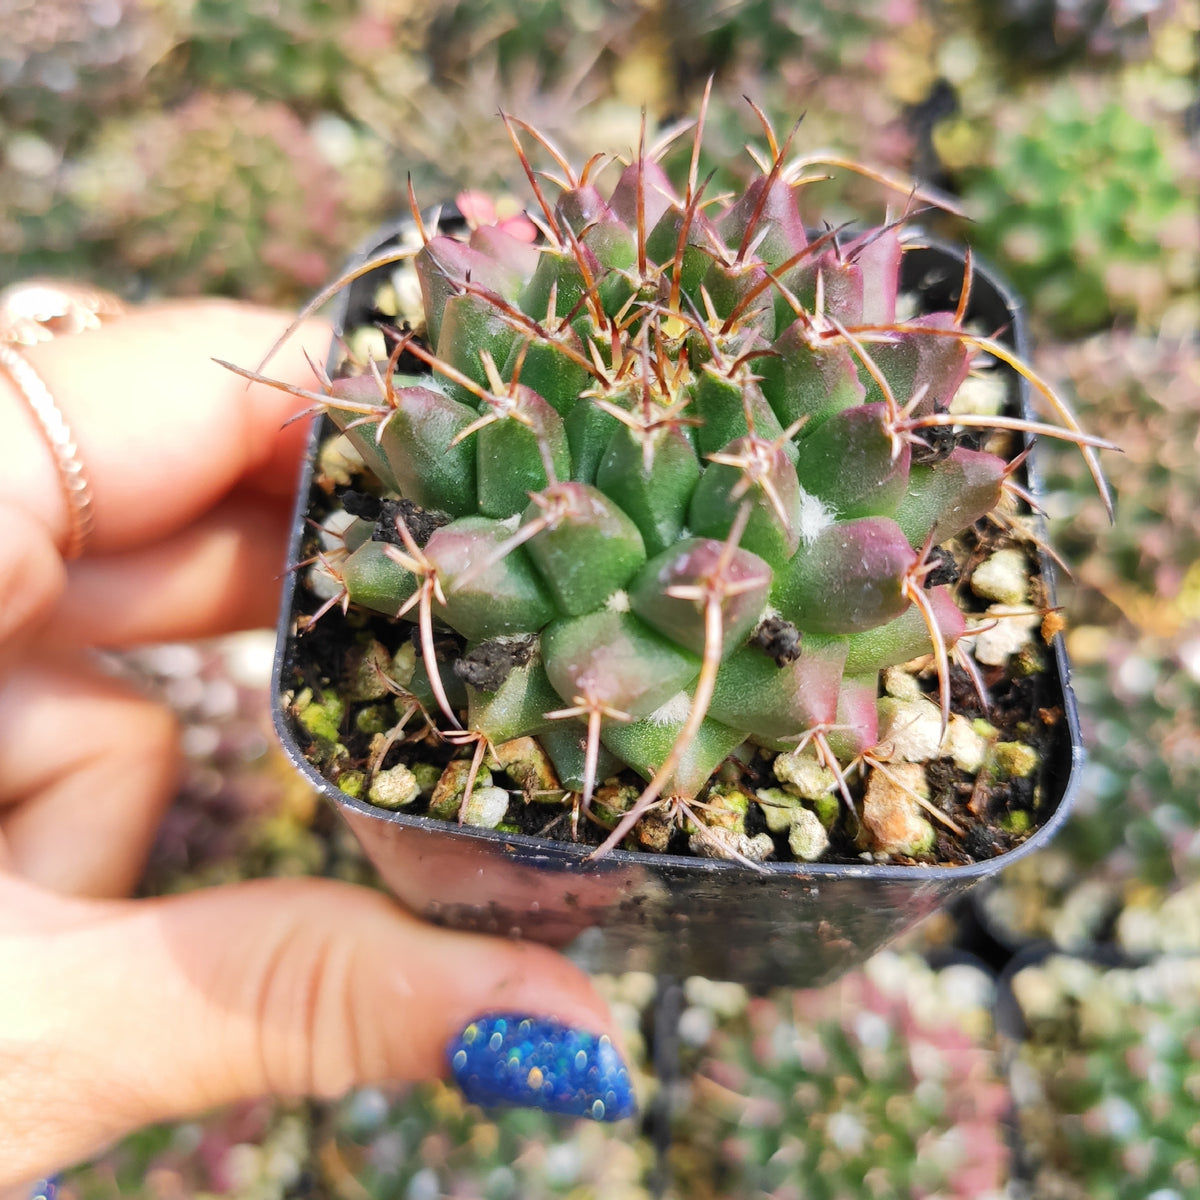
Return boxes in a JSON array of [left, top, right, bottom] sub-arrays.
[[965, 0, 1175, 73], [0, 0, 178, 132], [1038, 336, 1200, 612], [175, 0, 377, 110], [330, 1079, 652, 1198], [68, 91, 366, 303], [1009, 954, 1200, 1199], [658, 0, 895, 78], [958, 85, 1198, 335]]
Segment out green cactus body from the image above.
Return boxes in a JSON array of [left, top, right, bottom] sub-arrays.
[[340, 540, 419, 617], [290, 111, 1096, 860]]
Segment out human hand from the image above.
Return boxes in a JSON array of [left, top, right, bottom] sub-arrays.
[[0, 300, 632, 1187]]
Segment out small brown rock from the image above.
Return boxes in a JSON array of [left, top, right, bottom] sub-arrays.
[[591, 782, 638, 826], [636, 808, 674, 853], [493, 736, 562, 800], [861, 763, 935, 857]]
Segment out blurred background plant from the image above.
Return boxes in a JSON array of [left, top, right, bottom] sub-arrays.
[[950, 78, 1198, 336], [2, 0, 1196, 1193], [1003, 953, 1200, 1198], [672, 956, 1008, 1200]]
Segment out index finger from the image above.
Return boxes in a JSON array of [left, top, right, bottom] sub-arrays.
[[0, 299, 332, 557]]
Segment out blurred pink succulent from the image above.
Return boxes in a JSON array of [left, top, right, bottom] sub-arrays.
[[453, 190, 538, 242], [70, 92, 354, 303]]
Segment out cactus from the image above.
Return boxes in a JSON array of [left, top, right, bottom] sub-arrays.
[[249, 98, 1112, 864]]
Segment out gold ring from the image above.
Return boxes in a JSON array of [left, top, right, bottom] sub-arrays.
[[0, 280, 125, 559]]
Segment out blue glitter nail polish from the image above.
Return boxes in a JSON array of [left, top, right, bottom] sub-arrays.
[[29, 1180, 58, 1200], [447, 1014, 636, 1121]]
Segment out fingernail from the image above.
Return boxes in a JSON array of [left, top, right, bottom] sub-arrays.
[[447, 1014, 636, 1121], [29, 1181, 58, 1200]]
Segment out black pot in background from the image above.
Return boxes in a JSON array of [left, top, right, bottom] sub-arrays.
[[271, 219, 1084, 990]]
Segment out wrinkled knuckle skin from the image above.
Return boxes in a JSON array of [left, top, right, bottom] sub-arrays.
[[252, 915, 363, 1101]]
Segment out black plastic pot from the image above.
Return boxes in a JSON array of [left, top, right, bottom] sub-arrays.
[[271, 218, 1084, 990]]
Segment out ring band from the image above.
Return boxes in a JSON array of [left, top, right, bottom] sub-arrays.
[[0, 341, 95, 560], [0, 280, 124, 561]]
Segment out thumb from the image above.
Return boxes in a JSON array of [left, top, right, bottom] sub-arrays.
[[1, 875, 635, 1183]]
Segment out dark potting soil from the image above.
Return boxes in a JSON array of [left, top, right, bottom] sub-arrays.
[[279, 434, 1064, 869]]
